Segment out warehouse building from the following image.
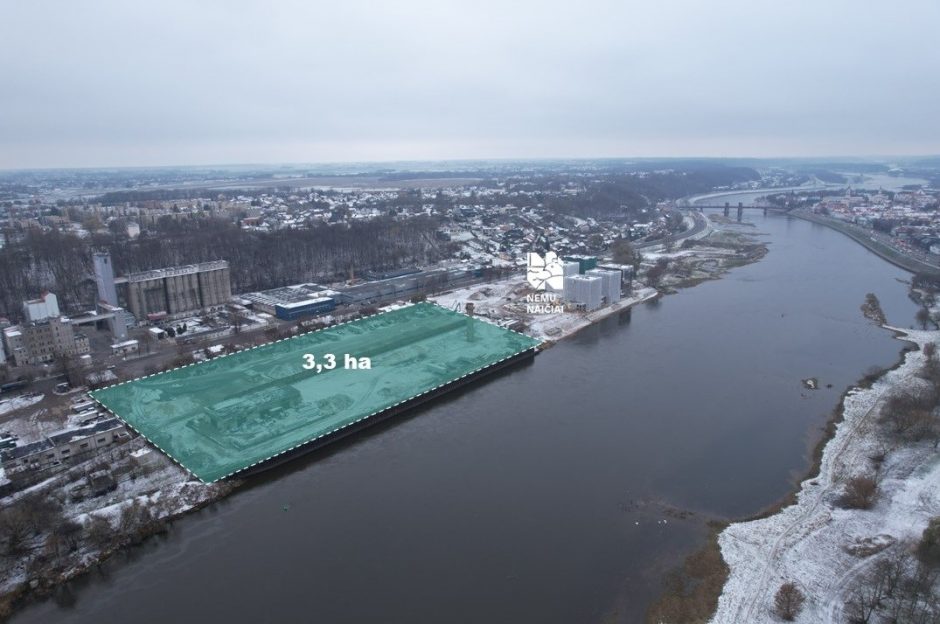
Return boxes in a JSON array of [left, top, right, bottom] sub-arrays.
[[274, 298, 335, 320], [1, 418, 129, 476], [243, 283, 338, 320]]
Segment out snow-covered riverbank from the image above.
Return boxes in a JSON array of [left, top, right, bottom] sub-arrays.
[[712, 329, 940, 623], [0, 438, 233, 617]]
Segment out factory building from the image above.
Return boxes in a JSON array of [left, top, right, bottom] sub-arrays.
[[585, 268, 622, 305], [274, 298, 335, 320], [243, 283, 337, 320], [93, 252, 232, 323], [563, 274, 604, 311], [124, 260, 232, 322], [338, 265, 483, 304]]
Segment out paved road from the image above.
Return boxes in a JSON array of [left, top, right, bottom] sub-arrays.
[[635, 210, 708, 249]]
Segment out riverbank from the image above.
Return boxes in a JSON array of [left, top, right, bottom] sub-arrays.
[[431, 217, 767, 345], [790, 209, 940, 277], [0, 455, 237, 619], [710, 327, 940, 622], [646, 333, 919, 624], [643, 208, 937, 623]]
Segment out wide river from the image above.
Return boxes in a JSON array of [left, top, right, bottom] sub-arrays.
[[12, 209, 921, 623]]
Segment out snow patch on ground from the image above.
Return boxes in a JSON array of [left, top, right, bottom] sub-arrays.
[[430, 278, 525, 315], [712, 329, 940, 623], [0, 393, 43, 417], [0, 444, 223, 598]]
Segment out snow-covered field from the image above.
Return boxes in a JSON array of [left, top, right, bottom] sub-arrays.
[[430, 278, 527, 316], [712, 329, 940, 623], [0, 393, 43, 418], [0, 403, 62, 444]]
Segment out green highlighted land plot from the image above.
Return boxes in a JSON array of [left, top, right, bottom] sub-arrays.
[[90, 303, 541, 482]]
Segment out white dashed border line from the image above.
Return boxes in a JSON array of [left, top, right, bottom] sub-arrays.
[[89, 301, 544, 483]]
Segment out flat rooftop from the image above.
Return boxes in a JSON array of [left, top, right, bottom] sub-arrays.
[[125, 260, 229, 283], [90, 303, 540, 482], [243, 283, 338, 307]]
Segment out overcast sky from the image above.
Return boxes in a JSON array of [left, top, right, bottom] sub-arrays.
[[2, 0, 939, 169]]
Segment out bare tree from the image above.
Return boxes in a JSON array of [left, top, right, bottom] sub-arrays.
[[916, 307, 932, 330], [848, 546, 940, 624], [231, 309, 244, 334], [839, 476, 879, 510], [919, 517, 940, 566], [52, 351, 83, 387], [611, 237, 636, 265], [773, 581, 805, 621], [845, 585, 881, 623], [882, 383, 939, 442], [646, 258, 670, 288], [0, 508, 32, 556], [861, 293, 887, 325], [140, 329, 154, 354], [85, 515, 114, 549]]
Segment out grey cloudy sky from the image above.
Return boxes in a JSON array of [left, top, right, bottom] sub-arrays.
[[2, 0, 939, 168]]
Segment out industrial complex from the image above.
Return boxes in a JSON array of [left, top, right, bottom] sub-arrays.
[[91, 251, 232, 324], [119, 260, 231, 322]]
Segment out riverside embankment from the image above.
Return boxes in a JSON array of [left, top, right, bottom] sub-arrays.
[[791, 209, 940, 277]]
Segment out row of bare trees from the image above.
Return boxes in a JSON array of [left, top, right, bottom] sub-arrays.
[[0, 215, 444, 321], [883, 343, 940, 445], [844, 547, 940, 623]]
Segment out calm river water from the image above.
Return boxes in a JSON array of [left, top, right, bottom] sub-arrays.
[[12, 211, 921, 624]]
